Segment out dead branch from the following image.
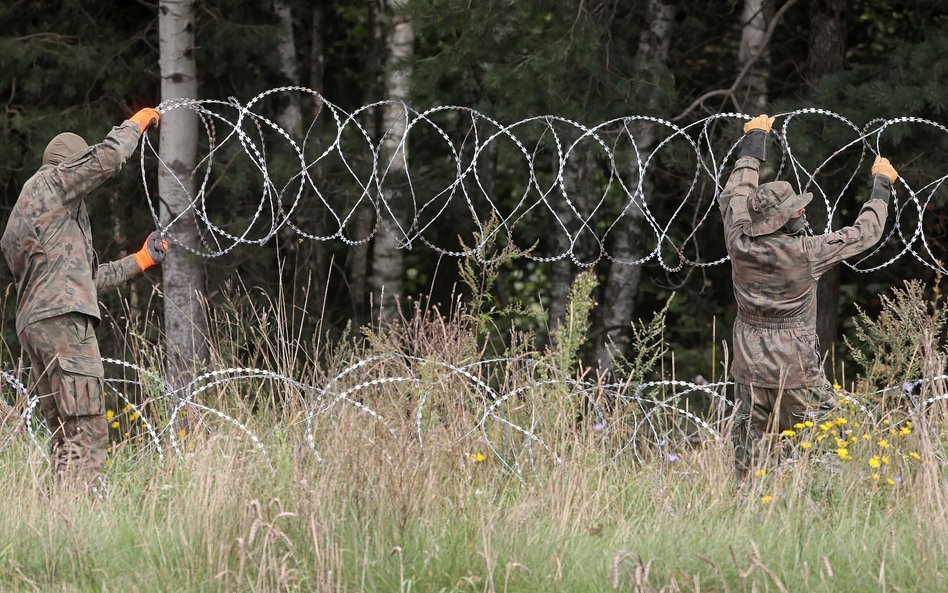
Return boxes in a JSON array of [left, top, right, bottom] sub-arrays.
[[672, 0, 801, 122]]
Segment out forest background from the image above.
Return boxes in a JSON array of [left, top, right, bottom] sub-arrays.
[[1, 0, 947, 385]]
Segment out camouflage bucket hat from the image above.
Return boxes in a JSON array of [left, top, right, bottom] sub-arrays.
[[745, 181, 813, 237]]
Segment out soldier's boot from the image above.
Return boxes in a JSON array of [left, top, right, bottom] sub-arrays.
[[54, 414, 108, 491], [733, 384, 776, 478]]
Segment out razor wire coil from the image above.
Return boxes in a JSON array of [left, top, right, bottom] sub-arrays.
[[140, 88, 948, 274]]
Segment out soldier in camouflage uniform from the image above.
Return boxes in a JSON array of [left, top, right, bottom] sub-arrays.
[[719, 114, 898, 479], [1, 108, 169, 490]]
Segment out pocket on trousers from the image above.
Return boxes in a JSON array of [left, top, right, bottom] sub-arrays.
[[56, 355, 105, 417], [808, 385, 838, 412]]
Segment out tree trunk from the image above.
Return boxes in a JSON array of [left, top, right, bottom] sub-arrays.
[[807, 0, 847, 82], [549, 153, 584, 327], [550, 146, 600, 328], [108, 190, 140, 322], [310, 5, 325, 103], [594, 0, 674, 370], [158, 0, 209, 388], [348, 0, 382, 328], [348, 208, 373, 327], [272, 0, 302, 138], [636, 0, 675, 70], [308, 4, 329, 293], [369, 0, 413, 323], [808, 0, 848, 376], [736, 0, 771, 113], [268, 0, 330, 308]]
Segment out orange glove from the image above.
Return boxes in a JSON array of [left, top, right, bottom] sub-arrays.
[[134, 232, 170, 271], [743, 114, 776, 134], [129, 108, 160, 134], [871, 155, 897, 183]]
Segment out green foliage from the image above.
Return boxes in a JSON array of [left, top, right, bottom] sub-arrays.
[[612, 294, 673, 385], [5, 251, 948, 591], [845, 280, 948, 402], [458, 215, 530, 336], [2, 0, 947, 382], [3, 290, 948, 591], [410, 0, 655, 120], [550, 271, 598, 375]]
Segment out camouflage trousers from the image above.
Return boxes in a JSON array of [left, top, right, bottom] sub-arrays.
[[20, 313, 107, 490], [732, 382, 837, 479]]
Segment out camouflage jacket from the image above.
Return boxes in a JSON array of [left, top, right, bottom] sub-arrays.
[[719, 155, 889, 388], [1, 121, 142, 334]]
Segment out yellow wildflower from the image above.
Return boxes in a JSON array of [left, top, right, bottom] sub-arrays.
[[883, 419, 890, 425], [800, 441, 813, 449], [871, 473, 880, 481], [793, 422, 805, 430], [122, 403, 131, 413], [835, 437, 848, 447], [754, 469, 768, 477], [850, 436, 858, 444], [881, 456, 890, 464], [833, 383, 842, 390], [900, 426, 912, 436], [177, 428, 187, 440], [106, 409, 115, 421], [878, 439, 890, 448], [886, 478, 896, 486], [888, 428, 897, 436], [782, 429, 797, 438], [110, 421, 120, 429], [862, 434, 871, 441], [816, 433, 828, 442], [909, 452, 922, 461], [129, 412, 140, 422], [906, 420, 913, 428], [472, 452, 486, 463], [804, 420, 814, 428], [869, 456, 881, 468], [760, 495, 773, 504], [835, 417, 848, 426], [820, 422, 834, 432], [836, 448, 852, 461]]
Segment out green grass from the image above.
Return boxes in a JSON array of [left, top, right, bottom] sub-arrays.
[[1, 402, 946, 592], [2, 277, 947, 592]]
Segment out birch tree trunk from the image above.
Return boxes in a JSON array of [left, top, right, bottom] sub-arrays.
[[737, 0, 771, 113], [369, 0, 413, 323], [809, 0, 848, 376], [272, 0, 302, 139], [594, 0, 675, 370], [310, 4, 325, 108], [158, 0, 209, 388], [268, 0, 330, 299]]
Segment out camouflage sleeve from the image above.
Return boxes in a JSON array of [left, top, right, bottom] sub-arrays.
[[719, 156, 760, 213], [95, 255, 142, 294], [805, 199, 889, 279], [47, 121, 141, 208], [718, 155, 760, 247]]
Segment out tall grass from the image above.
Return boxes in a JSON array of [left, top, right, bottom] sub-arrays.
[[0, 275, 946, 592]]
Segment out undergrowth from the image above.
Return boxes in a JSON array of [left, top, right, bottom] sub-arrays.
[[0, 262, 946, 592]]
